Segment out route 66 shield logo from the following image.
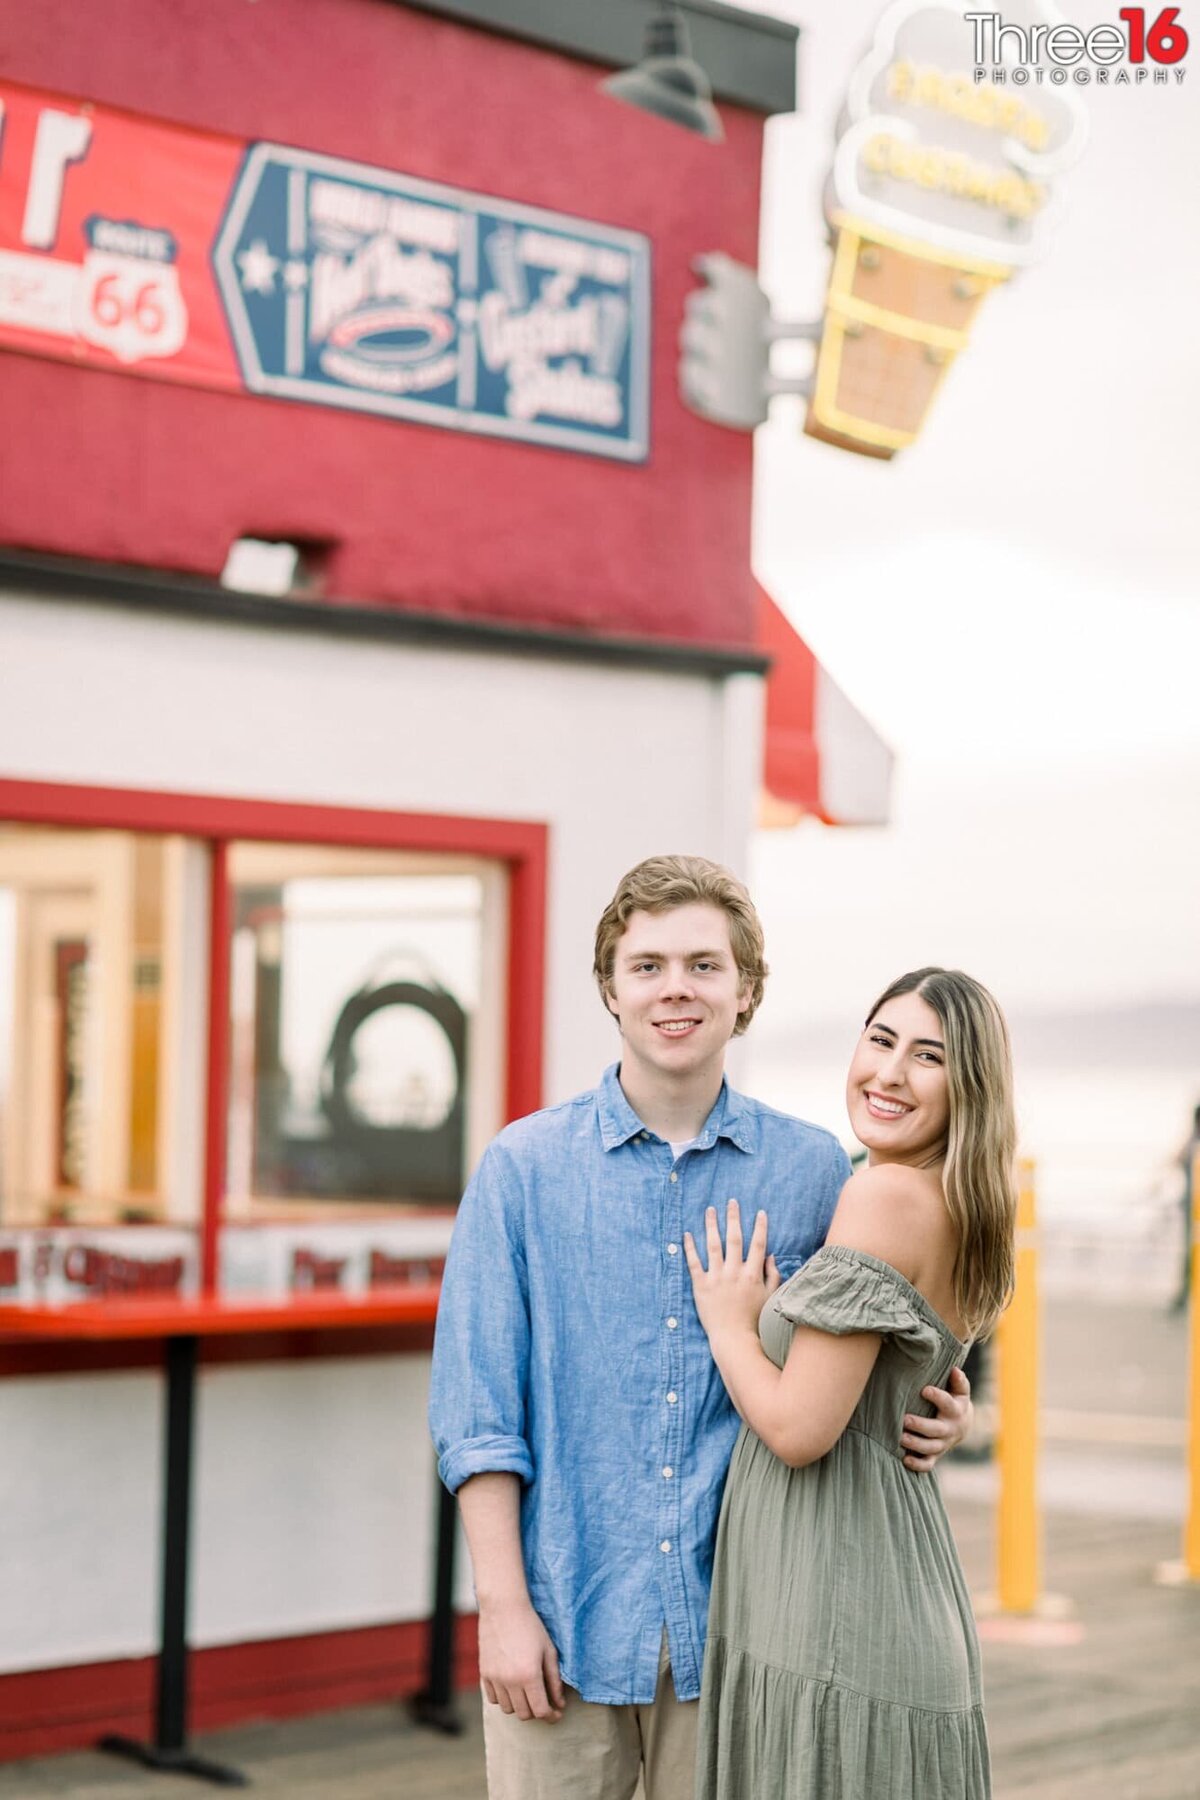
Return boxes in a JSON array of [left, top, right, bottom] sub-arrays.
[[74, 250, 188, 364]]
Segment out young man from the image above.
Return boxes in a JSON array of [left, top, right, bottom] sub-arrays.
[[429, 856, 970, 1800]]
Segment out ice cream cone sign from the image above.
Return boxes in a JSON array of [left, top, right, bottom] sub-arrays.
[[808, 0, 1087, 457]]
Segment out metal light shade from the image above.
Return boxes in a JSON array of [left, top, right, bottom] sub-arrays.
[[602, 6, 724, 142]]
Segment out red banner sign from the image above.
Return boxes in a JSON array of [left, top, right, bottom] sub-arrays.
[[0, 81, 245, 389], [0, 80, 651, 458]]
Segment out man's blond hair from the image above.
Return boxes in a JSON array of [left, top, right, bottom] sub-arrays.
[[592, 855, 768, 1036]]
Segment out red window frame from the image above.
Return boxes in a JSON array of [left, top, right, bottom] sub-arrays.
[[0, 777, 547, 1292]]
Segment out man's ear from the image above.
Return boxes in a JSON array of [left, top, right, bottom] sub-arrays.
[[604, 982, 620, 1020], [736, 983, 751, 1015]]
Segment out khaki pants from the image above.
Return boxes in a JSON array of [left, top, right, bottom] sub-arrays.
[[481, 1634, 698, 1800]]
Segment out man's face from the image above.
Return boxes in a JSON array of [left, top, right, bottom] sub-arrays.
[[605, 904, 750, 1087]]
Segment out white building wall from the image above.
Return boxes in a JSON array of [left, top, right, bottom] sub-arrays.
[[0, 589, 765, 1672]]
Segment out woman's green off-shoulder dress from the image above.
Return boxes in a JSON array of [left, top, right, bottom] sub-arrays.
[[695, 1244, 990, 1800]]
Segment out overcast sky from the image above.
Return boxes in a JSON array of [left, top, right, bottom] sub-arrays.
[[739, 0, 1199, 1027]]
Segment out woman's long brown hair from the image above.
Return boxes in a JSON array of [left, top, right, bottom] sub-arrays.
[[865, 968, 1017, 1338]]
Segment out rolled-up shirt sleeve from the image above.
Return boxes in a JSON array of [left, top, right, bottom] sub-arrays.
[[429, 1140, 534, 1494]]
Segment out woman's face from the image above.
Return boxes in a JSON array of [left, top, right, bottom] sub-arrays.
[[845, 989, 950, 1168]]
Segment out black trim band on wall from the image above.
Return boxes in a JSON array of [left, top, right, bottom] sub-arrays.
[[0, 551, 770, 679], [400, 0, 800, 116]]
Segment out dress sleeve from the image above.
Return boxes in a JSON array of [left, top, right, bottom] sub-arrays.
[[775, 1244, 941, 1360]]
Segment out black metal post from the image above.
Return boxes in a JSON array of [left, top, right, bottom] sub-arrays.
[[409, 1472, 462, 1734], [101, 1334, 247, 1786], [156, 1332, 196, 1751]]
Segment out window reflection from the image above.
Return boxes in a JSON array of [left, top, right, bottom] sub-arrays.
[[0, 826, 499, 1240], [0, 826, 186, 1228], [226, 847, 485, 1213]]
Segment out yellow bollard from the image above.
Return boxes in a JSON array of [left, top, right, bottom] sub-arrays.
[[1186, 1148, 1200, 1578], [976, 1159, 1077, 1641], [995, 1156, 1040, 1612], [1156, 1145, 1200, 1588]]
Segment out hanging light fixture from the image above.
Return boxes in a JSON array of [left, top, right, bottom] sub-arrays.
[[601, 3, 724, 142]]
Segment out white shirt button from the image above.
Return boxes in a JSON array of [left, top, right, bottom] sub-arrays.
[[667, 1242, 679, 1256], [669, 1171, 678, 1184], [662, 1466, 674, 1479], [660, 1540, 672, 1553], [666, 1390, 678, 1404], [639, 1131, 649, 1140], [666, 1317, 678, 1330]]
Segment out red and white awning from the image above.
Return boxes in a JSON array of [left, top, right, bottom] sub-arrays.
[[758, 587, 893, 828]]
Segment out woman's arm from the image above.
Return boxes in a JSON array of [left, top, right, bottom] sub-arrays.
[[685, 1174, 964, 1470], [828, 1170, 974, 1469], [685, 1200, 880, 1467]]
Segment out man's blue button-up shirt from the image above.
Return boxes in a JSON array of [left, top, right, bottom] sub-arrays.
[[428, 1064, 851, 1704]]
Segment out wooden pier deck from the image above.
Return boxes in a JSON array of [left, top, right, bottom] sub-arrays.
[[3, 1499, 1196, 1799], [3, 1298, 1196, 1797]]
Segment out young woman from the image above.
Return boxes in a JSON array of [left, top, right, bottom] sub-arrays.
[[686, 967, 1016, 1800]]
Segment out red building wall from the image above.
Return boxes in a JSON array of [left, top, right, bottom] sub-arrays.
[[0, 0, 766, 648]]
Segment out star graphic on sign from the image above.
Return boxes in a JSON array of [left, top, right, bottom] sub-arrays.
[[238, 240, 280, 295], [283, 260, 309, 292]]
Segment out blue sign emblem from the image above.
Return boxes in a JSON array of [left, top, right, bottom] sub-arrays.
[[213, 145, 650, 460]]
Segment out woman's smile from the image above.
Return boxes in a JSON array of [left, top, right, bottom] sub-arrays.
[[863, 1091, 914, 1120]]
